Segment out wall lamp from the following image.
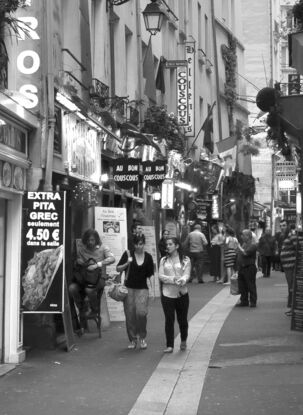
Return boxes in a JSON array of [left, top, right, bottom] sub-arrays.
[[142, 0, 165, 35]]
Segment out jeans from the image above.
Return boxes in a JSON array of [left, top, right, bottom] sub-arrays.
[[284, 267, 294, 308], [161, 293, 189, 348], [69, 282, 102, 313], [189, 252, 204, 282], [123, 288, 149, 341], [238, 264, 257, 306]]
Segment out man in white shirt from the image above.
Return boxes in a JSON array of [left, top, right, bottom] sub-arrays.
[[183, 224, 208, 283]]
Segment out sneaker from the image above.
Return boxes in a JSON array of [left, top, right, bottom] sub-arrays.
[[180, 341, 187, 351], [223, 282, 230, 285], [163, 347, 173, 353], [235, 302, 249, 307], [127, 341, 137, 349], [140, 339, 147, 349]]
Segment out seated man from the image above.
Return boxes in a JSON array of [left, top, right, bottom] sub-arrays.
[[69, 229, 115, 326]]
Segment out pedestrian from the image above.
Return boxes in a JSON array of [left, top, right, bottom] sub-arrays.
[[69, 229, 115, 327], [209, 224, 225, 283], [279, 219, 297, 314], [223, 226, 239, 285], [257, 228, 276, 278], [127, 223, 138, 251], [159, 237, 191, 353], [235, 229, 258, 308], [116, 234, 154, 350], [158, 229, 169, 259], [183, 223, 208, 283]]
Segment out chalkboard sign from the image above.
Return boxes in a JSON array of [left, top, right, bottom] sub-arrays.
[[291, 231, 303, 331]]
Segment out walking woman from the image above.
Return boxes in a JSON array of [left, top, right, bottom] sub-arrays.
[[223, 226, 239, 285], [210, 224, 225, 283], [116, 234, 154, 350], [159, 237, 191, 353]]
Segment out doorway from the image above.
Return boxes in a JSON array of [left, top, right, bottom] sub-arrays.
[[0, 198, 7, 362]]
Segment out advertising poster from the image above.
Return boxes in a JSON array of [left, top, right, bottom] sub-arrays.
[[142, 225, 160, 297], [95, 207, 128, 321], [21, 192, 65, 313]]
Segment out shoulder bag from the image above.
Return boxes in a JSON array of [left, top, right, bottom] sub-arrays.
[[108, 251, 130, 302]]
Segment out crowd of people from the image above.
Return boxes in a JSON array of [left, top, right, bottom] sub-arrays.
[[68, 218, 297, 353]]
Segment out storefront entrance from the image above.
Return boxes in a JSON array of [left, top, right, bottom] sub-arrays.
[[0, 198, 7, 362]]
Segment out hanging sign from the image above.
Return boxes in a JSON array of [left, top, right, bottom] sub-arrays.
[[176, 64, 189, 127], [21, 191, 65, 313], [142, 160, 167, 186], [113, 157, 140, 189], [184, 41, 195, 137]]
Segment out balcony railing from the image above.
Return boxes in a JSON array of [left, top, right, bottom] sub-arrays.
[[277, 82, 303, 96]]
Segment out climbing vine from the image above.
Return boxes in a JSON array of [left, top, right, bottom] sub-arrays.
[[221, 34, 238, 133]]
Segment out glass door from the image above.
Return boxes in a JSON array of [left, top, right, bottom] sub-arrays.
[[0, 198, 7, 362]]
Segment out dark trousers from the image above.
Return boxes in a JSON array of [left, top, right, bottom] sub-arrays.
[[238, 264, 257, 306], [261, 256, 272, 277], [161, 293, 189, 348], [69, 282, 102, 313], [189, 252, 204, 282]]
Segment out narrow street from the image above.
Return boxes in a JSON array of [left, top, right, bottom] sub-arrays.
[[1, 271, 302, 415]]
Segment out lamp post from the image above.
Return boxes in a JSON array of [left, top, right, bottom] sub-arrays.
[[142, 0, 165, 35]]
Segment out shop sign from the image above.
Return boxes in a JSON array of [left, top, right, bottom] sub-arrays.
[[176, 66, 189, 126], [184, 42, 195, 137], [113, 157, 140, 189], [11, 0, 42, 111], [21, 191, 65, 313], [195, 198, 212, 220], [161, 179, 174, 209], [142, 160, 166, 186], [62, 112, 101, 183]]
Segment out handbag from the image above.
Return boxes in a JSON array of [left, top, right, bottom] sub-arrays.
[[108, 251, 130, 302], [74, 258, 105, 289], [230, 272, 239, 295]]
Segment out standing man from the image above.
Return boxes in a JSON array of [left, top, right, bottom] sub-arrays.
[[279, 219, 297, 313], [236, 229, 258, 308], [183, 223, 208, 283]]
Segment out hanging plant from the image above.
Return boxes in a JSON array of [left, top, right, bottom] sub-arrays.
[[238, 127, 260, 156], [0, 0, 28, 88], [142, 105, 186, 155], [71, 181, 99, 208]]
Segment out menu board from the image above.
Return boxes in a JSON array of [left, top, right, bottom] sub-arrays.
[[21, 192, 65, 313], [291, 231, 303, 331]]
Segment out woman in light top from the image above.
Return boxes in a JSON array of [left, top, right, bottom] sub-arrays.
[[158, 237, 191, 353]]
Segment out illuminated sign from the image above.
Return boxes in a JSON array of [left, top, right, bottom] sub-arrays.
[[10, 0, 41, 111], [161, 179, 174, 209], [62, 112, 101, 184]]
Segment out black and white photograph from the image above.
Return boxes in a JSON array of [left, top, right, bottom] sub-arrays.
[[1, 1, 303, 414]]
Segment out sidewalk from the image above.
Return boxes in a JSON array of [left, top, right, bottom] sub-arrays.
[[199, 270, 303, 415], [1, 271, 303, 415]]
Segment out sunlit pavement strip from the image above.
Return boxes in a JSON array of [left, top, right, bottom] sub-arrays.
[[128, 287, 239, 415]]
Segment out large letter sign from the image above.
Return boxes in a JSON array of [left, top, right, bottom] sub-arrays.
[[11, 0, 42, 111]]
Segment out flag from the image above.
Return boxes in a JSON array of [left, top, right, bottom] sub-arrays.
[[202, 102, 216, 153], [156, 56, 166, 94], [143, 37, 156, 102], [289, 32, 303, 75]]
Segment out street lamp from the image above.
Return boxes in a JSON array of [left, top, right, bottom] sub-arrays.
[[142, 0, 165, 35]]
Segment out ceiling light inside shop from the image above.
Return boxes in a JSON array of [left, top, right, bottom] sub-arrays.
[[55, 92, 80, 112], [87, 119, 99, 129], [76, 112, 86, 120], [0, 118, 6, 126], [175, 182, 197, 192]]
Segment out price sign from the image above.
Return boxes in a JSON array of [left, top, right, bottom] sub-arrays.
[[21, 192, 65, 313]]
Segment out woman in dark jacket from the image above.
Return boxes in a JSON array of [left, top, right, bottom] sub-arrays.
[[257, 228, 276, 278]]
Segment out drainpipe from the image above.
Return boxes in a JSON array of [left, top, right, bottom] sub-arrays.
[[43, 0, 55, 191], [211, 0, 223, 141], [135, 0, 144, 125], [109, 3, 116, 96]]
